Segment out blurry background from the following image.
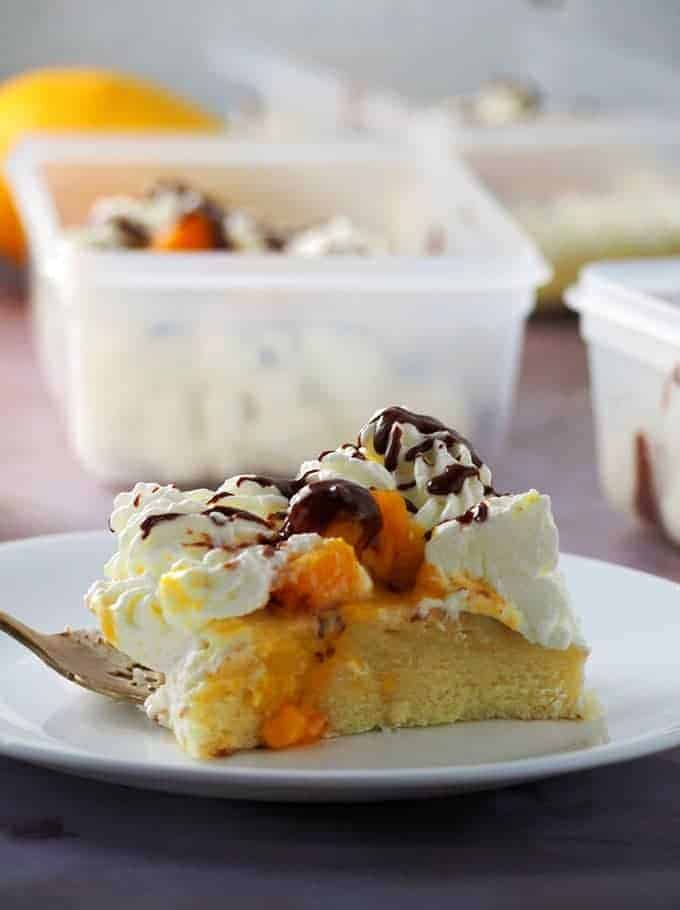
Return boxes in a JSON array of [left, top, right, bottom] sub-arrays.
[[2, 0, 680, 559], [2, 0, 680, 118]]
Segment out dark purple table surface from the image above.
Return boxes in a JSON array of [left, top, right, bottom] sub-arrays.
[[1, 283, 680, 908]]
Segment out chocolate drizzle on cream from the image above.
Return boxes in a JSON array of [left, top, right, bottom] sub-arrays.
[[383, 425, 403, 473], [139, 504, 271, 540], [230, 473, 307, 499], [339, 443, 367, 460], [317, 445, 367, 463], [242, 469, 316, 501], [456, 501, 489, 525], [206, 491, 234, 505], [202, 506, 271, 528], [234, 474, 291, 491], [424, 500, 490, 540], [139, 512, 184, 540], [281, 479, 382, 549], [137, 408, 494, 549], [427, 464, 479, 496], [110, 216, 149, 248], [367, 406, 483, 470]]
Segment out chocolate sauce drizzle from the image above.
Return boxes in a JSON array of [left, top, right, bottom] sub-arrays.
[[383, 425, 403, 473], [424, 500, 489, 540], [633, 432, 661, 526], [426, 464, 479, 496], [230, 473, 308, 500], [340, 443, 367, 460], [110, 215, 149, 248], [203, 506, 270, 528], [456, 501, 489, 525], [403, 438, 441, 463], [316, 445, 367, 463], [206, 491, 234, 505], [235, 474, 289, 490], [367, 406, 483, 470], [265, 231, 286, 252], [139, 512, 184, 540], [281, 479, 382, 549], [138, 408, 491, 548], [139, 505, 270, 540]]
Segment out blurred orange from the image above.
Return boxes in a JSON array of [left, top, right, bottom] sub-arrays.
[[0, 67, 223, 263]]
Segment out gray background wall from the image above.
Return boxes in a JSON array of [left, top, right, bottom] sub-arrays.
[[1, 0, 679, 116]]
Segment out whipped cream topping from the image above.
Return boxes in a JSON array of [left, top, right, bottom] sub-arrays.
[[358, 406, 493, 530], [90, 183, 202, 236], [68, 217, 148, 250], [157, 533, 328, 632], [88, 478, 296, 671], [295, 408, 492, 533], [424, 491, 584, 650], [286, 215, 388, 256], [105, 481, 279, 582], [87, 574, 186, 671], [222, 210, 269, 252], [297, 446, 396, 493], [86, 406, 585, 735], [70, 180, 388, 256]]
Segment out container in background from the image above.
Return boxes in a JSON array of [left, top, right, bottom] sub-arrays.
[[458, 117, 680, 308], [211, 48, 680, 311], [8, 134, 549, 486], [566, 257, 680, 544]]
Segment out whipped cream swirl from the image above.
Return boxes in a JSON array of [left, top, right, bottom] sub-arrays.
[[296, 408, 492, 532], [88, 477, 298, 670], [358, 406, 493, 530]]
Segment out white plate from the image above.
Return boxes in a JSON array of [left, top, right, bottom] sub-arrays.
[[0, 531, 678, 802]]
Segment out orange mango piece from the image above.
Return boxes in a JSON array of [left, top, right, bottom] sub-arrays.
[[362, 490, 425, 591], [261, 703, 327, 749], [322, 517, 367, 552], [412, 561, 446, 601], [272, 539, 366, 613], [151, 210, 217, 251]]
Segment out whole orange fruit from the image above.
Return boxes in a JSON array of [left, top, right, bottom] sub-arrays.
[[0, 67, 223, 262]]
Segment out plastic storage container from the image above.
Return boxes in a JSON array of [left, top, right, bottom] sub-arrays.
[[457, 116, 680, 306], [566, 257, 680, 544], [212, 49, 680, 308], [8, 134, 549, 486]]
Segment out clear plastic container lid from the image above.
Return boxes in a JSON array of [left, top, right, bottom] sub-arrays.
[[566, 258, 680, 365]]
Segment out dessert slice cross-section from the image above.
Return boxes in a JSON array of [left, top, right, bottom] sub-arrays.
[[86, 406, 590, 759]]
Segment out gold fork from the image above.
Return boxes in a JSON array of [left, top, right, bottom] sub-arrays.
[[0, 611, 164, 703]]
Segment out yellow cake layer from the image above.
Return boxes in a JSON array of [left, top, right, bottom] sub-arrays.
[[177, 599, 588, 759]]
